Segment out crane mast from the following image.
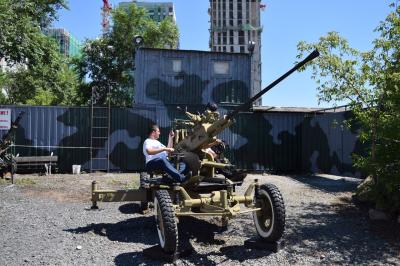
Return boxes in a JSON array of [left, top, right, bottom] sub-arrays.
[[101, 0, 112, 35]]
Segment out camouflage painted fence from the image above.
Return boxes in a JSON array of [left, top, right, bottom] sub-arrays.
[[0, 105, 363, 176]]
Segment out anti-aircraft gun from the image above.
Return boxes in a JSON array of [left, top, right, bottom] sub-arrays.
[[91, 50, 320, 256], [171, 50, 320, 185], [0, 112, 25, 177]]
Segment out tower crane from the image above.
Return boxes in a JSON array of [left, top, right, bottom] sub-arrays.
[[101, 0, 112, 35]]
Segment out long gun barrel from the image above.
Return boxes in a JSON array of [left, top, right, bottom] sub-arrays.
[[174, 50, 320, 153], [226, 49, 320, 120]]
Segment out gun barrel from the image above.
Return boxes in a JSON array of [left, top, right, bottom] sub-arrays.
[[226, 49, 320, 119]]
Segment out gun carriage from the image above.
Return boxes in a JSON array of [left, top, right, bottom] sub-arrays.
[[91, 50, 319, 254]]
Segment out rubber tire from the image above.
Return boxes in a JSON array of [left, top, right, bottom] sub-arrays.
[[139, 172, 150, 213], [154, 190, 178, 254], [139, 172, 149, 188], [252, 183, 285, 242]]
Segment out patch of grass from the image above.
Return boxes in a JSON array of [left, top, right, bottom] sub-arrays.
[[107, 179, 124, 186], [125, 178, 140, 190], [0, 178, 9, 185], [15, 178, 36, 185]]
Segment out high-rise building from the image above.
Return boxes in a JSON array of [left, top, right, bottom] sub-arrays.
[[119, 1, 179, 48], [119, 1, 176, 24], [43, 28, 81, 58], [209, 0, 262, 105]]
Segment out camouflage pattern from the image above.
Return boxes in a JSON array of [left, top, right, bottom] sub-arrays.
[[135, 48, 251, 106], [0, 105, 363, 177], [0, 49, 363, 176]]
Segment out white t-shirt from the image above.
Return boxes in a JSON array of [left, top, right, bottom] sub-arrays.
[[143, 138, 167, 164]]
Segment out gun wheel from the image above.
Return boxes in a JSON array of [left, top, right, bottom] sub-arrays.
[[252, 183, 285, 242], [154, 190, 178, 254], [139, 172, 150, 213]]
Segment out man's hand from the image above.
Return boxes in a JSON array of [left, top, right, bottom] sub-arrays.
[[164, 147, 174, 153]]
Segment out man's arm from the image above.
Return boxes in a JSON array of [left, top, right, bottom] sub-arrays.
[[202, 139, 222, 149], [146, 146, 174, 155], [167, 130, 174, 148]]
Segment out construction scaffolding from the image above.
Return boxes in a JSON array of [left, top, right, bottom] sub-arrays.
[[43, 28, 81, 58]]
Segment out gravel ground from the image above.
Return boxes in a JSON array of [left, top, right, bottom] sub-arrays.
[[0, 173, 399, 265]]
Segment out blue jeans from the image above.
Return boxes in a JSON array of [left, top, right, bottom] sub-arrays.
[[146, 157, 188, 183]]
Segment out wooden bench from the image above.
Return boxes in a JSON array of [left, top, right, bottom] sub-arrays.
[[14, 155, 58, 175]]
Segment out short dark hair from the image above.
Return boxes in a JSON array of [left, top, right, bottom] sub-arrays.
[[148, 124, 159, 136], [206, 102, 218, 112]]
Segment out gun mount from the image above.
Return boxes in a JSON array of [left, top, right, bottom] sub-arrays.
[[91, 50, 320, 257]]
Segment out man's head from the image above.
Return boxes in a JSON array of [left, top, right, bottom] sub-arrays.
[[206, 102, 218, 112], [148, 124, 160, 139]]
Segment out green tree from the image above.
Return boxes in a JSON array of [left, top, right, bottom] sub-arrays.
[[0, 0, 67, 65], [297, 2, 400, 212], [0, 0, 79, 105], [74, 4, 179, 106]]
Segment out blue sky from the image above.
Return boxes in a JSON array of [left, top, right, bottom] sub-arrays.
[[54, 0, 393, 108]]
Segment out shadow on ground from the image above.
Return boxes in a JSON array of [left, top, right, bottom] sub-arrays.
[[67, 186, 399, 265], [65, 216, 157, 245], [288, 175, 361, 193], [283, 200, 400, 264], [113, 216, 276, 265], [118, 203, 142, 214]]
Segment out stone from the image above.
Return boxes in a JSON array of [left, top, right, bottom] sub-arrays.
[[76, 245, 82, 250]]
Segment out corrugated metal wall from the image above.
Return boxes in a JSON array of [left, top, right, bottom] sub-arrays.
[[135, 48, 251, 106], [0, 105, 362, 176]]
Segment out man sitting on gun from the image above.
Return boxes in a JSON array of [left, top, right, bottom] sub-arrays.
[[143, 125, 188, 183]]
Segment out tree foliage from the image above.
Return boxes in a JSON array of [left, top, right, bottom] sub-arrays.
[[74, 4, 179, 106], [0, 0, 67, 65], [297, 2, 400, 212], [0, 0, 79, 105]]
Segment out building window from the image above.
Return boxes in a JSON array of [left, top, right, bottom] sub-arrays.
[[238, 31, 245, 45], [172, 59, 182, 72], [213, 61, 230, 74], [240, 46, 245, 53], [230, 46, 234, 52]]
